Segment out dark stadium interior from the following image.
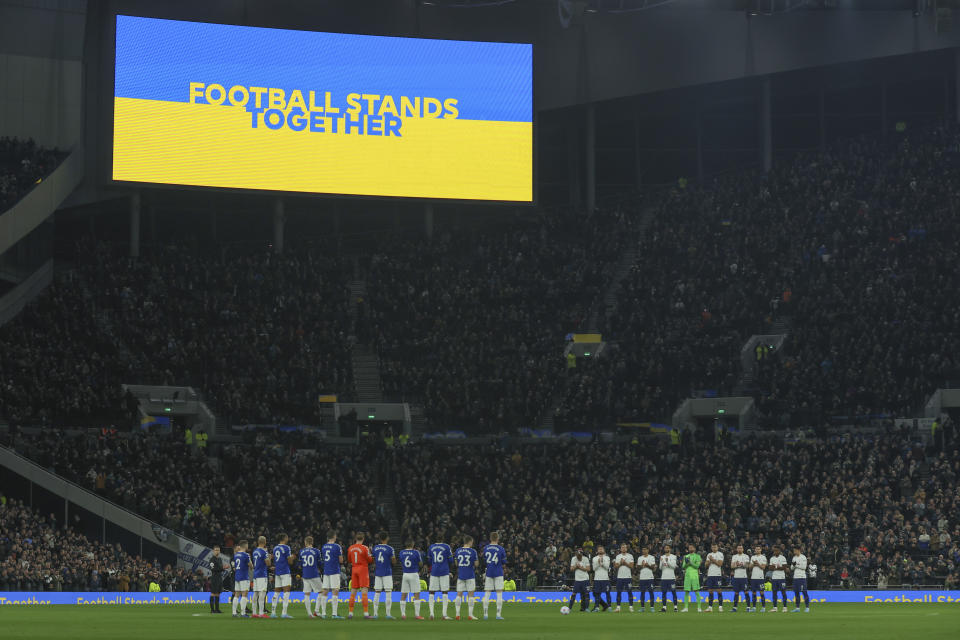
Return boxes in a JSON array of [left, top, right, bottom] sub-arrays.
[[0, 0, 959, 612]]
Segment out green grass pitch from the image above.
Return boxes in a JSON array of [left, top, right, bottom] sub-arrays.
[[4, 603, 959, 639]]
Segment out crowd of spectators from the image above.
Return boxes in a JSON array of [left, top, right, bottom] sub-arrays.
[[9, 427, 387, 556], [363, 206, 640, 432], [0, 137, 64, 212], [3, 425, 959, 591], [557, 123, 960, 430], [392, 426, 960, 590], [0, 240, 354, 427], [0, 496, 204, 592]]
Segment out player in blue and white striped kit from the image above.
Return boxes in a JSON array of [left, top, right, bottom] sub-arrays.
[[251, 537, 269, 617], [231, 540, 252, 618], [298, 537, 321, 618], [372, 531, 396, 619], [271, 533, 293, 618], [481, 531, 507, 620], [398, 542, 423, 620], [454, 536, 480, 620], [427, 536, 454, 620], [319, 531, 344, 619]]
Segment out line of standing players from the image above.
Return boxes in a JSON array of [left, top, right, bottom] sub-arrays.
[[226, 530, 509, 621], [568, 542, 812, 613]]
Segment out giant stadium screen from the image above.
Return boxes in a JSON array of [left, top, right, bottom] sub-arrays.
[[112, 15, 533, 202]]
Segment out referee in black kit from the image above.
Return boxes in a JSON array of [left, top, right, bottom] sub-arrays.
[[208, 545, 226, 613]]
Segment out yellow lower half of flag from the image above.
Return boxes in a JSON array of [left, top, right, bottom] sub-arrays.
[[112, 97, 532, 201]]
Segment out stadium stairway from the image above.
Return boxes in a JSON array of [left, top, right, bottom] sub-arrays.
[[349, 277, 367, 319], [352, 343, 383, 403], [376, 455, 405, 580], [537, 207, 653, 431]]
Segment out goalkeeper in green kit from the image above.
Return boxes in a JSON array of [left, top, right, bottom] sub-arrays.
[[681, 543, 702, 613]]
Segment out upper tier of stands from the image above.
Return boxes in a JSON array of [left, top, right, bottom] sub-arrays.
[[2, 126, 960, 432]]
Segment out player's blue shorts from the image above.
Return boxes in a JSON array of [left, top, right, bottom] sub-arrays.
[[732, 577, 748, 592], [592, 579, 609, 594], [750, 579, 765, 591], [615, 578, 631, 591], [637, 579, 654, 592], [771, 579, 786, 592], [793, 578, 807, 592], [704, 576, 722, 589], [660, 579, 675, 592]]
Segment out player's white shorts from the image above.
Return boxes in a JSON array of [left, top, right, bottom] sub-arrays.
[[274, 574, 292, 589], [485, 576, 504, 591], [253, 577, 268, 592], [374, 576, 393, 591], [429, 575, 450, 592], [322, 574, 341, 590], [401, 574, 420, 594], [234, 580, 250, 592], [457, 579, 476, 593], [302, 577, 322, 593]]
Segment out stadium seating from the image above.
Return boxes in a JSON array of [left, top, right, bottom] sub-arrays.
[[558, 124, 960, 429], [9, 428, 387, 554], [2, 128, 959, 433], [0, 241, 354, 427], [366, 206, 639, 432], [0, 137, 64, 212], [5, 424, 958, 591], [0, 496, 204, 592]]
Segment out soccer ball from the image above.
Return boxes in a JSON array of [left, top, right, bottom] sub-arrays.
[[560, 606, 571, 615]]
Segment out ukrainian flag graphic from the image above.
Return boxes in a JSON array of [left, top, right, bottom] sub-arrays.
[[112, 15, 533, 202]]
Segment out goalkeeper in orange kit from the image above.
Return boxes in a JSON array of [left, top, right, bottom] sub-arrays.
[[347, 533, 374, 619]]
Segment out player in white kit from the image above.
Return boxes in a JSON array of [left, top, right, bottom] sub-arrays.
[[749, 545, 767, 612], [704, 543, 724, 612], [768, 546, 789, 612], [730, 544, 751, 612], [613, 543, 635, 612]]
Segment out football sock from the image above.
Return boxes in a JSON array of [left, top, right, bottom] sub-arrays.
[[239, 596, 248, 615], [273, 592, 282, 614], [362, 592, 369, 614], [496, 592, 503, 616], [413, 599, 421, 617], [282, 591, 290, 615], [483, 591, 490, 615], [454, 595, 462, 617], [231, 595, 238, 615], [318, 594, 327, 616], [349, 593, 356, 613], [372, 592, 379, 617], [734, 593, 740, 606], [385, 590, 392, 617], [400, 599, 407, 617], [441, 593, 449, 617], [331, 594, 338, 616], [428, 593, 435, 618], [304, 594, 312, 616]]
